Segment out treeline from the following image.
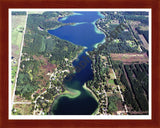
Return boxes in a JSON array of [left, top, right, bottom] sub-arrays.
[[120, 12, 148, 16], [132, 64, 149, 97], [124, 15, 148, 25], [105, 41, 139, 53], [101, 12, 125, 23], [85, 54, 109, 112], [120, 68, 139, 111], [86, 55, 109, 90], [93, 55, 109, 83], [12, 11, 26, 15], [92, 39, 139, 55], [26, 11, 72, 31], [27, 13, 61, 31]]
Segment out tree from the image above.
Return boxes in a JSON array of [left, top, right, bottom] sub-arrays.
[[107, 95, 119, 113]]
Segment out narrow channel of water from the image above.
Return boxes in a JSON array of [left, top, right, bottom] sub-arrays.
[[48, 11, 105, 115]]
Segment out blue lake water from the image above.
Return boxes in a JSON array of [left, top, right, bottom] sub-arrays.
[[48, 11, 105, 115]]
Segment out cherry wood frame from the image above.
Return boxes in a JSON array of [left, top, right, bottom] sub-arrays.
[[0, 0, 160, 128]]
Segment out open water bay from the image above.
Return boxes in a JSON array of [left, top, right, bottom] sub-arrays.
[[48, 11, 105, 115]]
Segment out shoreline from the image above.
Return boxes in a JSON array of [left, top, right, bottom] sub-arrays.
[[83, 83, 100, 115], [92, 14, 106, 49], [72, 46, 87, 62], [49, 87, 81, 115], [83, 83, 98, 102], [61, 88, 81, 99], [49, 11, 104, 115], [94, 38, 106, 48], [49, 45, 86, 115]]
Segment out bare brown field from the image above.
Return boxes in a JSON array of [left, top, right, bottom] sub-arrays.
[[110, 53, 148, 64]]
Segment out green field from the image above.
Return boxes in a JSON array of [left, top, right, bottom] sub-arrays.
[[11, 14, 27, 94], [12, 27, 23, 47], [12, 15, 26, 57], [11, 66, 17, 84], [108, 79, 115, 84]]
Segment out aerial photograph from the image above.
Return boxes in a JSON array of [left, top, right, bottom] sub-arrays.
[[10, 9, 150, 118]]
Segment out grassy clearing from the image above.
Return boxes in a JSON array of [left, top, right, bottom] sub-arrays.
[[108, 79, 115, 84], [28, 70, 33, 81]]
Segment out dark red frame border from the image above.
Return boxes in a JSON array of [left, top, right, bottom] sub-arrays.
[[0, 0, 160, 128]]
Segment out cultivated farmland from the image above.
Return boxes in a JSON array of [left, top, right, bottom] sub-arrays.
[[110, 53, 148, 64]]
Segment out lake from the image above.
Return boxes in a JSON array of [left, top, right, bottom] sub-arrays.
[[48, 11, 105, 115]]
